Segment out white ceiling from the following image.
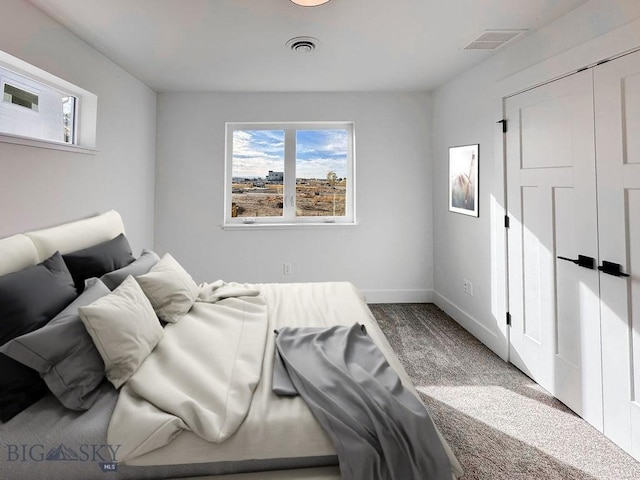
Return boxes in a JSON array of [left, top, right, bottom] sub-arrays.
[[27, 0, 588, 93]]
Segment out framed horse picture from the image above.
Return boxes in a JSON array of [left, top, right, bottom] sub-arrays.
[[449, 144, 479, 217]]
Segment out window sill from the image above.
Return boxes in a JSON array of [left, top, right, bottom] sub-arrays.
[[0, 133, 98, 154], [222, 221, 358, 231]]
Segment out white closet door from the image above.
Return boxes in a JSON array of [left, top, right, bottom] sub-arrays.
[[594, 49, 640, 458], [505, 69, 603, 429]]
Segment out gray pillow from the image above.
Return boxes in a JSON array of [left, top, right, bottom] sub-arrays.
[[62, 233, 135, 292], [0, 277, 112, 411], [100, 249, 160, 290], [0, 251, 77, 421]]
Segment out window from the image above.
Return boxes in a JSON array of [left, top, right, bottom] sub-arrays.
[[225, 122, 356, 227], [62, 96, 76, 144], [3, 83, 39, 111], [0, 50, 96, 152], [0, 71, 77, 145]]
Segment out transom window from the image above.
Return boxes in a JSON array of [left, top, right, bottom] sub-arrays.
[[0, 49, 97, 152], [224, 122, 356, 227], [1, 67, 77, 145]]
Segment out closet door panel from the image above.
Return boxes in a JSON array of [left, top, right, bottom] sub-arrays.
[[594, 50, 640, 458], [506, 69, 602, 428], [554, 187, 580, 367], [520, 185, 546, 344], [629, 190, 640, 457], [520, 98, 573, 169], [624, 72, 640, 164], [628, 190, 640, 395]]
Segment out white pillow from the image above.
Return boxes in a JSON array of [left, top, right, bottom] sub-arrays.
[[78, 275, 163, 388], [135, 253, 199, 323]]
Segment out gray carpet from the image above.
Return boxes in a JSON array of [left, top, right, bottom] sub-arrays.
[[369, 303, 640, 480]]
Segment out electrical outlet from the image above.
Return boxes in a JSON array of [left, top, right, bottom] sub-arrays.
[[463, 279, 473, 296], [283, 263, 292, 275]]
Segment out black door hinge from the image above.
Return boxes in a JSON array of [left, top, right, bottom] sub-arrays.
[[497, 119, 507, 133], [504, 215, 510, 228], [506, 312, 512, 326]]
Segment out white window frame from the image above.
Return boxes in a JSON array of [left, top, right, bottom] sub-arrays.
[[224, 121, 356, 228], [0, 50, 97, 153]]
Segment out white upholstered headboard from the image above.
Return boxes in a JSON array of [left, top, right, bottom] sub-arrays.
[[0, 210, 125, 275], [0, 234, 40, 276]]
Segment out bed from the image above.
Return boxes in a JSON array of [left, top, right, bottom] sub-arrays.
[[0, 211, 463, 480]]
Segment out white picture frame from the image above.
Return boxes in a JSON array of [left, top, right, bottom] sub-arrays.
[[448, 144, 479, 217]]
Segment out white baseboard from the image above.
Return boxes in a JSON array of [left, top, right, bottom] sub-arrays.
[[363, 289, 433, 304], [432, 291, 508, 360]]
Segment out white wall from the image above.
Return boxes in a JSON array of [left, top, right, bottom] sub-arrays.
[[0, 0, 157, 254], [431, 0, 640, 358], [155, 92, 433, 302]]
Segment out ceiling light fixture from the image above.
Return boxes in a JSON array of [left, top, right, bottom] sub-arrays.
[[290, 0, 331, 6]]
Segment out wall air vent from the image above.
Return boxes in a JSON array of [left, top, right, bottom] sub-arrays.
[[464, 30, 527, 50], [286, 36, 319, 53]]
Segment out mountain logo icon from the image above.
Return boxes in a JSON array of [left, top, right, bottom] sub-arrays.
[[46, 444, 80, 461]]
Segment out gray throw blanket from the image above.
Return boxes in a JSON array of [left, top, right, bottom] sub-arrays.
[[273, 323, 452, 480]]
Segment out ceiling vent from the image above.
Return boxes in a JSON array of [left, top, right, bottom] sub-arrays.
[[464, 30, 527, 50], [286, 36, 319, 53]]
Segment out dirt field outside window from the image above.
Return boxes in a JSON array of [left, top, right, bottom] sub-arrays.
[[232, 179, 346, 218]]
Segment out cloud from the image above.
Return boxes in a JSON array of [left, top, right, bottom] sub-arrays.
[[232, 128, 349, 179], [295, 157, 348, 179], [233, 130, 285, 177], [296, 130, 347, 161], [295, 130, 348, 178]]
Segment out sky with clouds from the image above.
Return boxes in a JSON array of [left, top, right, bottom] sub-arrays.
[[232, 129, 348, 179]]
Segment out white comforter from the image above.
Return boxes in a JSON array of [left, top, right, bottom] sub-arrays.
[[108, 287, 268, 461], [108, 281, 463, 479]]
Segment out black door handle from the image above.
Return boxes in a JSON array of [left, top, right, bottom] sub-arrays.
[[557, 255, 595, 270], [598, 261, 630, 277]]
